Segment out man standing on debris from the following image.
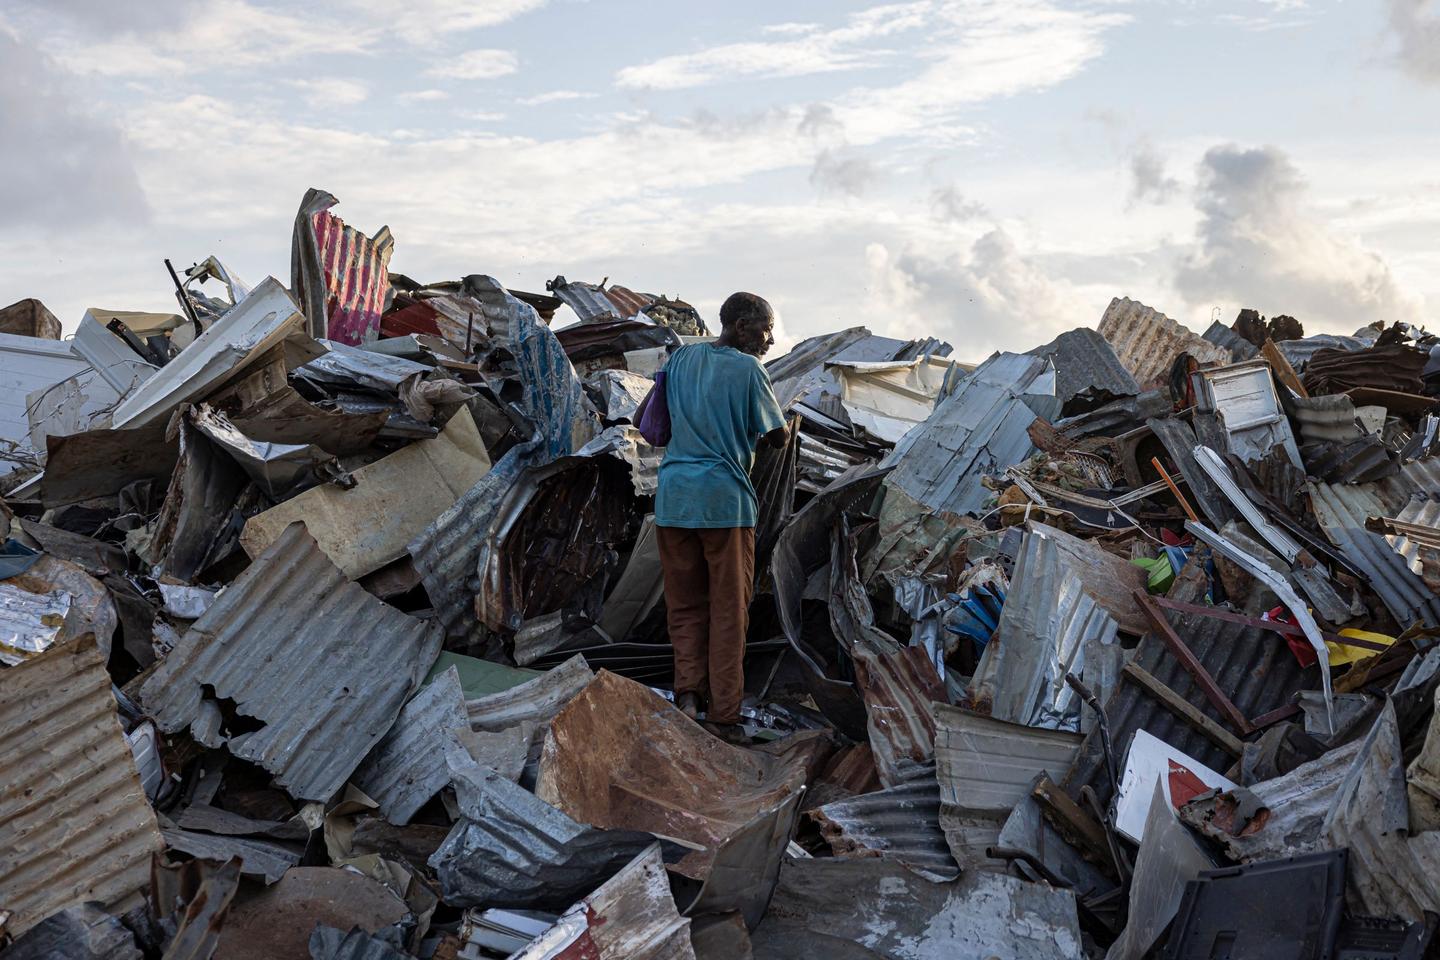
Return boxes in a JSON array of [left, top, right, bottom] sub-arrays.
[[649, 291, 787, 743]]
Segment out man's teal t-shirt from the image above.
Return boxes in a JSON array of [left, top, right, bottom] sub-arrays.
[[654, 343, 786, 529]]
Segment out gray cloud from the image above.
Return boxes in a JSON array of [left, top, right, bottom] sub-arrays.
[[9, 0, 196, 33], [1174, 144, 1419, 329], [1128, 142, 1180, 204], [809, 148, 879, 197], [930, 185, 987, 223], [1388, 0, 1440, 82], [0, 27, 149, 227]]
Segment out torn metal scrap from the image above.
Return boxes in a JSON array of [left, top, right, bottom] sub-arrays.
[[1096, 296, 1230, 386], [351, 666, 469, 826], [807, 761, 959, 881], [507, 845, 696, 960], [0, 636, 164, 938], [535, 671, 810, 879], [140, 523, 442, 801]]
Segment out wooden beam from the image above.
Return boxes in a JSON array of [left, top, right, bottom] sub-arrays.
[[1122, 661, 1245, 757], [1031, 774, 1116, 877], [1134, 589, 1254, 735]]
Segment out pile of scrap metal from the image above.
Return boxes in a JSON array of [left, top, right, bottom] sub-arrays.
[[5, 186, 1440, 960]]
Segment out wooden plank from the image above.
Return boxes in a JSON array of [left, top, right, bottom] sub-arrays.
[[1031, 774, 1115, 876], [1122, 662, 1245, 757], [1134, 589, 1254, 735], [1261, 339, 1307, 399]]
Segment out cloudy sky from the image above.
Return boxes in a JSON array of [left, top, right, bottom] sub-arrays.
[[2, 0, 1438, 359]]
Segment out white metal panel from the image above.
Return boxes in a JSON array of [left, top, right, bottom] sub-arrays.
[[0, 332, 91, 475]]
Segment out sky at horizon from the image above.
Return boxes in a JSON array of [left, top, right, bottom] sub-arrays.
[[2, 0, 1438, 360]]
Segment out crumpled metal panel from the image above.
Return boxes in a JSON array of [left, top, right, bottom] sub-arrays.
[[466, 653, 594, 731], [352, 666, 468, 825], [1146, 415, 1239, 529], [853, 645, 946, 788], [1180, 738, 1362, 863], [141, 523, 443, 801], [1380, 497, 1440, 588], [473, 454, 636, 631], [808, 761, 959, 881], [686, 789, 803, 930], [751, 857, 1084, 959], [112, 277, 305, 430], [159, 825, 300, 884], [290, 188, 394, 345], [509, 845, 695, 960], [0, 637, 164, 937], [431, 741, 664, 909], [1, 903, 141, 960], [968, 529, 1121, 733], [1304, 343, 1429, 395], [1026, 327, 1140, 406], [1096, 297, 1230, 386], [1055, 388, 1172, 440], [308, 926, 411, 960], [535, 671, 810, 880], [1064, 600, 1314, 808], [409, 284, 596, 643], [764, 326, 873, 400], [294, 342, 428, 394], [1323, 701, 1440, 921], [585, 368, 654, 422], [1276, 332, 1375, 371], [1292, 395, 1363, 445], [1308, 480, 1440, 628], [880, 352, 1057, 516], [932, 704, 1082, 866]]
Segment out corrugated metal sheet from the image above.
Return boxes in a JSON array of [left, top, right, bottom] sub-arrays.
[[290, 188, 395, 345], [1292, 395, 1363, 444], [509, 845, 694, 960], [0, 637, 164, 937], [967, 529, 1121, 733], [112, 277, 305, 430], [1147, 415, 1240, 529], [807, 761, 958, 881], [1324, 701, 1440, 922], [1304, 342, 1428, 395], [1201, 320, 1259, 362], [1, 903, 142, 959], [933, 704, 1082, 866], [159, 826, 300, 884], [408, 284, 595, 645], [764, 326, 873, 395], [546, 275, 628, 322], [1381, 497, 1440, 586], [880, 352, 1057, 516], [1276, 332, 1374, 370], [535, 671, 810, 881], [432, 744, 663, 910], [1064, 597, 1315, 808], [753, 858, 1083, 959], [352, 666, 468, 825], [1096, 297, 1230, 386], [140, 523, 443, 801], [853, 645, 947, 788], [1025, 327, 1140, 406], [1308, 480, 1440, 628], [1055, 388, 1172, 440]]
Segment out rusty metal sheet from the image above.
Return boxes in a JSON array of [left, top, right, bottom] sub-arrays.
[[752, 857, 1083, 960], [140, 523, 442, 801], [0, 636, 164, 937], [466, 653, 594, 732], [1096, 296, 1230, 386], [1303, 342, 1428, 395], [853, 645, 946, 788], [685, 788, 803, 930], [509, 845, 695, 960], [932, 704, 1082, 867], [807, 762, 958, 881], [212, 867, 409, 960], [536, 671, 809, 880], [160, 856, 242, 960]]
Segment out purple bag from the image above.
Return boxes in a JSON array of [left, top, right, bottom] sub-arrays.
[[637, 370, 672, 447]]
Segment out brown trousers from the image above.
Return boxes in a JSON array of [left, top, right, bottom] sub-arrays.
[[656, 526, 755, 724]]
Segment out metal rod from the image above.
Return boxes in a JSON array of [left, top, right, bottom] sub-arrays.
[[165, 258, 204, 339], [1134, 589, 1253, 734], [1150, 456, 1199, 522]]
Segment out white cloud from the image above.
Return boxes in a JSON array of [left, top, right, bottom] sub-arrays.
[[289, 78, 369, 108], [427, 48, 520, 80], [1129, 141, 1180, 204], [1388, 0, 1440, 82], [339, 0, 547, 44], [517, 89, 599, 106], [616, 2, 931, 90], [810, 149, 880, 197], [930, 185, 988, 222], [1173, 144, 1422, 331], [865, 229, 1088, 351], [397, 88, 450, 103]]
